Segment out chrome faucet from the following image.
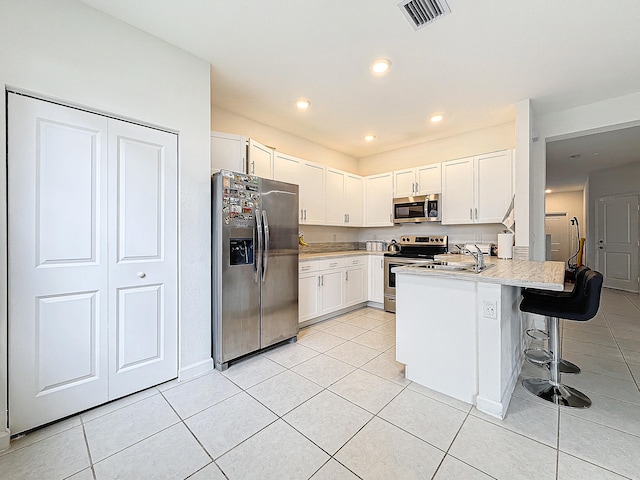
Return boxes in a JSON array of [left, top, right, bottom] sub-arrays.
[[455, 244, 485, 273]]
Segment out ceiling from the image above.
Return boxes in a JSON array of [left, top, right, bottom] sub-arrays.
[[81, 0, 640, 188], [546, 125, 640, 192]]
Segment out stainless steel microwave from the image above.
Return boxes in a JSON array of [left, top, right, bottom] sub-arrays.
[[393, 194, 441, 223]]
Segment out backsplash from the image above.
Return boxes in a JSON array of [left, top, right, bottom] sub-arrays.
[[299, 242, 364, 254]]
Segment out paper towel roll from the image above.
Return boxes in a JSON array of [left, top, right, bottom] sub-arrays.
[[497, 233, 514, 259]]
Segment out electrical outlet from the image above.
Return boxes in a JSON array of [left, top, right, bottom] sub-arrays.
[[483, 300, 497, 319]]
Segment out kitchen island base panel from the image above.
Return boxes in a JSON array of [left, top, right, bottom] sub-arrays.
[[397, 275, 478, 405], [396, 274, 526, 419]]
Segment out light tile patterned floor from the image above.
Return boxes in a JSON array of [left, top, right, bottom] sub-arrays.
[[1, 289, 639, 479]]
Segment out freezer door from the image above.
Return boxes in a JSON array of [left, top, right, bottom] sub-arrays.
[[260, 178, 299, 347], [218, 224, 261, 364], [212, 172, 261, 369]]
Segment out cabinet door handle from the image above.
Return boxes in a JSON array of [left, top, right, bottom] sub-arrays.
[[300, 209, 304, 220], [380, 259, 383, 268], [251, 161, 255, 174], [347, 213, 350, 223], [389, 213, 392, 222], [415, 182, 419, 194], [321, 275, 324, 286], [475, 208, 478, 220], [304, 209, 307, 220], [345, 271, 349, 281], [470, 208, 473, 220], [317, 276, 321, 287]]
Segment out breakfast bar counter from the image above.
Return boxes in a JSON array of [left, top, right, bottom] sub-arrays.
[[394, 256, 565, 419]]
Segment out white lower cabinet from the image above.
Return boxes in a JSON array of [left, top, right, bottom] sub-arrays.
[[299, 265, 321, 322], [344, 257, 366, 306], [321, 269, 344, 312], [368, 255, 384, 303], [299, 256, 368, 323]]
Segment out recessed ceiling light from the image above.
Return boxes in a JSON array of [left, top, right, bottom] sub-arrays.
[[364, 134, 376, 142], [545, 189, 552, 194], [430, 113, 444, 123], [370, 58, 391, 74], [295, 98, 311, 110]]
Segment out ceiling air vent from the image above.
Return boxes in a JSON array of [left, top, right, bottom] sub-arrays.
[[398, 0, 451, 30]]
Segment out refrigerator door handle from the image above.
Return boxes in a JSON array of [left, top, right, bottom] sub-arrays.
[[262, 210, 269, 282], [255, 208, 263, 283]]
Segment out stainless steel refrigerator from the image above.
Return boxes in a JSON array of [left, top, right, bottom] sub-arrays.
[[212, 170, 299, 370]]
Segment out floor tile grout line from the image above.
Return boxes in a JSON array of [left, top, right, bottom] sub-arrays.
[[79, 417, 97, 480], [557, 451, 636, 480]]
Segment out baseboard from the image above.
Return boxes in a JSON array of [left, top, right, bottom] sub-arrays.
[[179, 358, 214, 382], [0, 428, 10, 452], [298, 302, 369, 328], [366, 301, 384, 309], [476, 395, 507, 419], [476, 356, 521, 420]]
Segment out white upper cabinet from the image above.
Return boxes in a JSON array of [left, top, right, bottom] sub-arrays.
[[247, 138, 274, 178], [344, 173, 363, 226], [325, 167, 363, 226], [364, 172, 394, 226], [210, 131, 246, 174], [273, 151, 302, 185], [393, 163, 441, 197], [442, 157, 475, 224], [441, 150, 512, 225], [474, 150, 513, 223], [300, 160, 326, 225], [393, 168, 416, 197], [416, 163, 441, 194]]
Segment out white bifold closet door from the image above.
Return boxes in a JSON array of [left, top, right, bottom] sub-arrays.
[[8, 94, 178, 434]]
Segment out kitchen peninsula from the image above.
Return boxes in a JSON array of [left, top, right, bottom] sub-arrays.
[[394, 256, 565, 419]]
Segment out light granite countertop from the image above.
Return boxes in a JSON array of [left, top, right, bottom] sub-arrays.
[[394, 254, 565, 291], [299, 250, 384, 261]]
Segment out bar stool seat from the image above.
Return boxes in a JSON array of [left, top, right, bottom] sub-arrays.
[[519, 269, 603, 408], [522, 266, 589, 374]]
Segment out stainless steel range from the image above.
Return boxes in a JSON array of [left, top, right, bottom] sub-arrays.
[[384, 235, 448, 312]]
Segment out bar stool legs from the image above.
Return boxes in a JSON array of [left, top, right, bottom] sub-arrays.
[[522, 317, 591, 408], [525, 317, 580, 373]]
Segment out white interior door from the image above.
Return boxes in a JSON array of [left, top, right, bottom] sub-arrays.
[[107, 119, 178, 399], [596, 195, 639, 292], [8, 94, 178, 433], [545, 213, 570, 262], [8, 94, 110, 433]]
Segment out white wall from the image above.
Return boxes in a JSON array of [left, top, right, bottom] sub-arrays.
[[587, 162, 640, 266], [212, 106, 359, 172], [357, 122, 515, 176], [0, 0, 211, 443], [532, 91, 640, 261]]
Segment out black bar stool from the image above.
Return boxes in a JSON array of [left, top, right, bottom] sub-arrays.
[[519, 269, 604, 408], [523, 266, 590, 374]]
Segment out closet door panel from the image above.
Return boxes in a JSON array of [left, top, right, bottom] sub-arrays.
[[8, 94, 109, 434], [108, 119, 178, 399]]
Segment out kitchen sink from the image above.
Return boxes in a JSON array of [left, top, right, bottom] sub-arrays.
[[414, 261, 495, 273]]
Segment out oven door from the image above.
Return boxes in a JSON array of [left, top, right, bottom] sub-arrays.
[[384, 258, 412, 297], [384, 257, 434, 294]]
